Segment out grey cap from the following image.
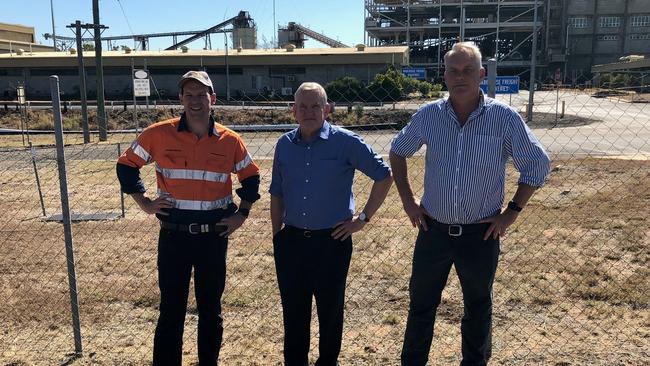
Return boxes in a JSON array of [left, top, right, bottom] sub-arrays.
[[178, 70, 214, 94]]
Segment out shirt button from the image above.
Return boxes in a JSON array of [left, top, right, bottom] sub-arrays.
[[307, 146, 311, 150], [305, 179, 309, 183], [302, 212, 306, 216], [306, 162, 310, 166], [303, 196, 307, 200]]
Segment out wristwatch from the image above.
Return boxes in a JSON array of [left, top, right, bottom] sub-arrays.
[[237, 208, 250, 218], [358, 212, 370, 223], [507, 201, 523, 213]]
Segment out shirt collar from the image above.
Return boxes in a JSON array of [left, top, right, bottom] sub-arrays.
[[291, 121, 331, 143], [444, 89, 488, 121], [177, 112, 219, 137]]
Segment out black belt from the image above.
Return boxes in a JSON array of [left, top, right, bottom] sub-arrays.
[[284, 225, 334, 238], [424, 216, 488, 237], [160, 221, 226, 235]]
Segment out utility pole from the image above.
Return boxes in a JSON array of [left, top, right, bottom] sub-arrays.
[[527, 0, 539, 122], [225, 34, 230, 101], [50, 0, 57, 51], [564, 23, 570, 84], [93, 0, 108, 141], [68, 21, 90, 143]]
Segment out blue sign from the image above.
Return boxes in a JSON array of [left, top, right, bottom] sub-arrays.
[[480, 76, 520, 94], [402, 67, 426, 80]]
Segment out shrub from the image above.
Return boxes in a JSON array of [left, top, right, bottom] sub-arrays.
[[402, 77, 420, 95], [367, 73, 402, 102], [325, 76, 365, 102], [431, 83, 444, 98]]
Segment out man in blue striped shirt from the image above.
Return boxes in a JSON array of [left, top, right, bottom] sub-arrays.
[[270, 82, 393, 366], [390, 42, 551, 366]]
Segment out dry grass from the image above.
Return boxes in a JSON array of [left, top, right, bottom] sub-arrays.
[[0, 146, 648, 365]]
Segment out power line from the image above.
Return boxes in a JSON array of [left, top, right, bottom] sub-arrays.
[[115, 0, 135, 36]]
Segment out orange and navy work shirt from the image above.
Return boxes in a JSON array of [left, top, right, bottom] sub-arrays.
[[117, 114, 260, 223]]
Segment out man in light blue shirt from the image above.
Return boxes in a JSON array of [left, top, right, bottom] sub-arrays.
[[390, 42, 551, 366], [270, 82, 393, 366]]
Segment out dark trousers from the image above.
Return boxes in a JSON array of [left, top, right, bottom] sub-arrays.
[[401, 218, 500, 366], [273, 226, 353, 366], [153, 228, 228, 366]]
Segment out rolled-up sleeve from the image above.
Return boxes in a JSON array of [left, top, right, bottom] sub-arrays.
[[390, 109, 425, 157], [347, 134, 390, 181], [505, 113, 551, 187], [235, 174, 261, 203]]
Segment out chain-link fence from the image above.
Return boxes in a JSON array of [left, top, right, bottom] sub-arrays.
[[1, 72, 649, 366]]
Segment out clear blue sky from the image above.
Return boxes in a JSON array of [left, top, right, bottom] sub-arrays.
[[2, 0, 366, 50]]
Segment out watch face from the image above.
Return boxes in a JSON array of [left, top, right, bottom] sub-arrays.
[[508, 201, 522, 212], [359, 212, 368, 222]]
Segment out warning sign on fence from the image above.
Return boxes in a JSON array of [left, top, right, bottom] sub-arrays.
[[133, 69, 150, 97]]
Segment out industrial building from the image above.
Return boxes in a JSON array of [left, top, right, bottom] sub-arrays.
[[0, 22, 54, 54], [364, 0, 650, 83], [0, 46, 408, 100], [0, 12, 413, 101]]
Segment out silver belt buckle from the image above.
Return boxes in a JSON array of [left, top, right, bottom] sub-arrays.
[[448, 225, 463, 237], [188, 223, 200, 234], [188, 223, 210, 234]]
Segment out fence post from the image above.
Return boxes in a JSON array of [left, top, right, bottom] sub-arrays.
[[50, 75, 83, 356], [24, 104, 31, 146], [117, 142, 126, 218], [29, 142, 46, 217], [487, 58, 497, 98]]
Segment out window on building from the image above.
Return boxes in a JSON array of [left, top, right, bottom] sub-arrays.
[[568, 17, 590, 28], [251, 75, 263, 89], [597, 35, 619, 41], [629, 34, 650, 40], [599, 16, 621, 28], [631, 15, 650, 27], [208, 67, 243, 75], [269, 67, 306, 75], [30, 68, 79, 76]]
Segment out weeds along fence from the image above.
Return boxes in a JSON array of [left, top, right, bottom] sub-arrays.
[[0, 72, 649, 365]]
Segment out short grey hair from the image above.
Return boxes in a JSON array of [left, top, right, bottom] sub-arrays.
[[294, 82, 328, 106], [444, 41, 483, 69]]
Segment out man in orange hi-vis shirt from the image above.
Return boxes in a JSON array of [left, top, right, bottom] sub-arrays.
[[116, 70, 260, 366]]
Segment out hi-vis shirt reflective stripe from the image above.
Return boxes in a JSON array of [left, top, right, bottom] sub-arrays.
[[233, 154, 252, 173], [131, 141, 152, 163], [158, 189, 233, 210], [156, 164, 230, 183], [117, 117, 259, 211]]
